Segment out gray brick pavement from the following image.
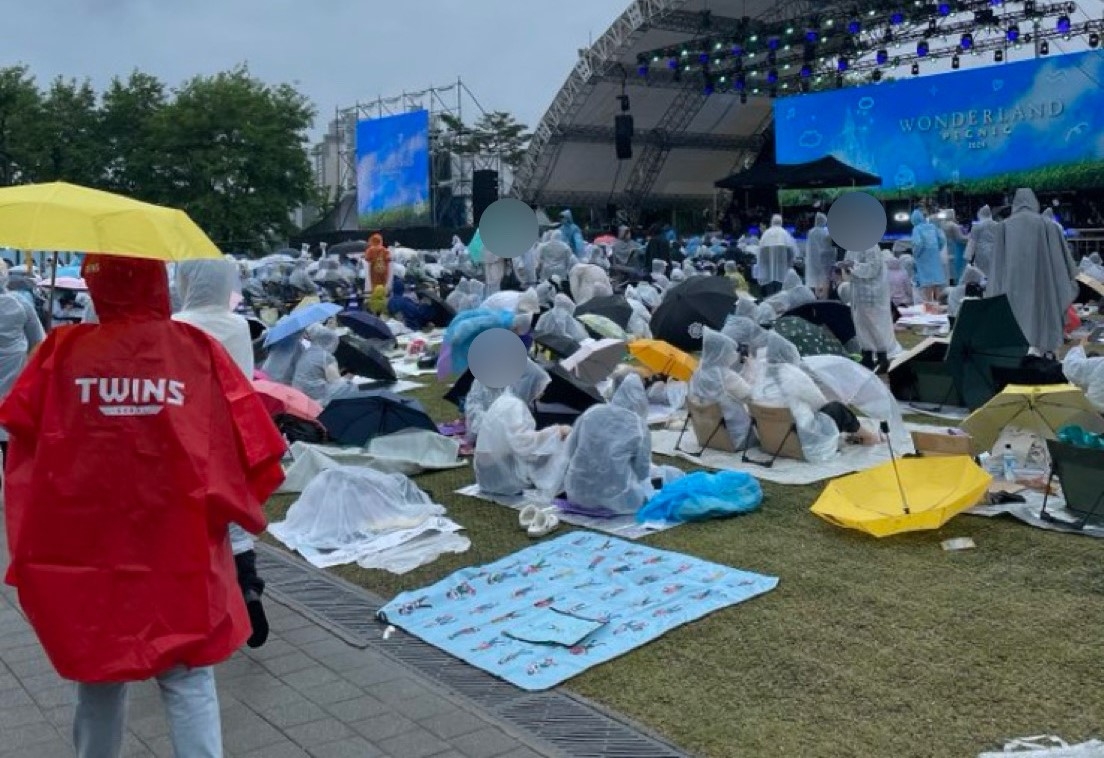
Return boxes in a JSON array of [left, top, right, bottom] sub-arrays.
[[0, 522, 558, 758]]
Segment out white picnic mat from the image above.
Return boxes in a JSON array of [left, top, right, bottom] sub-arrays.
[[650, 423, 942, 486], [902, 402, 970, 421], [967, 489, 1104, 539], [392, 361, 438, 378], [454, 484, 676, 540], [349, 378, 424, 394]]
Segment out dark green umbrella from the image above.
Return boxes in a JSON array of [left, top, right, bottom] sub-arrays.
[[772, 316, 849, 358], [946, 295, 1029, 410]]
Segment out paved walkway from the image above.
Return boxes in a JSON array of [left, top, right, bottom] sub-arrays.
[[0, 529, 557, 758]]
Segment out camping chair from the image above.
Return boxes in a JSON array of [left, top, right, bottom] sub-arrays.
[[1040, 439, 1104, 530], [742, 403, 803, 468], [675, 401, 739, 456]]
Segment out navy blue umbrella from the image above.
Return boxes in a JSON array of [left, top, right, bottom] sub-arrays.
[[338, 311, 395, 344], [319, 391, 437, 446]]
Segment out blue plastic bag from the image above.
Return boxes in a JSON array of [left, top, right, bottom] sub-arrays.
[[636, 471, 763, 524]]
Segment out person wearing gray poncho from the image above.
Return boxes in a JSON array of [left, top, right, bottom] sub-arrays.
[[844, 245, 894, 374], [965, 205, 998, 278], [804, 212, 836, 299], [986, 188, 1078, 355]]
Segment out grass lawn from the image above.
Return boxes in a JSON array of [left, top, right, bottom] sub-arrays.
[[263, 343, 1104, 758]]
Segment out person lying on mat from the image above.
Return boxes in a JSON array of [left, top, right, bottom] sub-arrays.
[[474, 360, 570, 497], [562, 372, 653, 515], [687, 328, 753, 450]]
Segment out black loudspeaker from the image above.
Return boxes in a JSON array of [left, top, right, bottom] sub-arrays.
[[615, 114, 633, 160], [472, 170, 499, 226]]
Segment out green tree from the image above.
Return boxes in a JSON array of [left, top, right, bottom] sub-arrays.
[[151, 66, 316, 250], [437, 111, 531, 169], [23, 77, 104, 186], [99, 71, 167, 197], [0, 66, 42, 185]]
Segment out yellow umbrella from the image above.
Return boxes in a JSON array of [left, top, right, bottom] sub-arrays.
[[629, 339, 699, 382], [0, 182, 220, 262], [960, 384, 1104, 455], [811, 456, 992, 537]]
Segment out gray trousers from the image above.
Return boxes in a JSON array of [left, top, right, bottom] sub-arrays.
[[74, 666, 222, 758]]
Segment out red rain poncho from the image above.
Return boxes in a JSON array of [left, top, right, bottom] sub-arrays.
[[0, 255, 286, 683]]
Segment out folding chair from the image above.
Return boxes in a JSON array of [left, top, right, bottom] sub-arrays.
[[675, 401, 738, 456], [1040, 439, 1104, 530], [742, 404, 803, 468]]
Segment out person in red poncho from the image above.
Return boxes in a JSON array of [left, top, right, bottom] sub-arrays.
[[0, 254, 286, 758]]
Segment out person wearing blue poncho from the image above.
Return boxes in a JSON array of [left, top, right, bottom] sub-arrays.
[[387, 277, 436, 330], [440, 307, 532, 377], [558, 210, 585, 256], [910, 209, 946, 303]]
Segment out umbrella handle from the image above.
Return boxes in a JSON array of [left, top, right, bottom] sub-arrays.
[[881, 421, 911, 515]]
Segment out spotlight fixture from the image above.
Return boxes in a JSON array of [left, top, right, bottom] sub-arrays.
[[800, 65, 812, 78], [740, 91, 748, 104], [1040, 40, 1050, 55], [735, 74, 746, 90], [890, 12, 904, 25], [917, 41, 929, 56], [768, 36, 780, 50], [876, 48, 889, 65], [835, 75, 844, 89], [937, 2, 951, 15], [952, 55, 961, 69], [1091, 32, 1101, 48], [960, 32, 974, 49], [911, 62, 920, 75], [667, 58, 678, 69], [872, 70, 883, 82], [1056, 15, 1071, 35], [767, 69, 779, 84], [847, 19, 861, 35], [698, 52, 709, 64], [1006, 25, 1020, 42], [805, 29, 819, 43], [994, 49, 1004, 61]]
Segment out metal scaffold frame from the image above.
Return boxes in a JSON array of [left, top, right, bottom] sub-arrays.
[[332, 79, 497, 228]]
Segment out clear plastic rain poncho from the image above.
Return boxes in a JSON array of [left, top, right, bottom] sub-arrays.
[[289, 259, 318, 294], [911, 210, 946, 289], [805, 213, 836, 290], [563, 373, 653, 515], [474, 361, 568, 496], [0, 267, 45, 435], [535, 281, 556, 308], [670, 268, 686, 284], [756, 215, 801, 285], [965, 205, 998, 278], [173, 259, 253, 377], [634, 283, 661, 309], [569, 263, 612, 305], [1079, 253, 1104, 283], [651, 259, 668, 278], [886, 256, 913, 307], [292, 326, 351, 404], [539, 230, 575, 280], [986, 188, 1078, 353], [722, 315, 769, 356], [947, 264, 985, 318], [464, 381, 505, 444], [688, 328, 753, 450], [446, 278, 472, 312], [802, 354, 911, 451], [1063, 346, 1104, 412], [848, 245, 896, 353], [652, 273, 671, 292], [482, 287, 540, 315], [752, 332, 840, 463], [534, 294, 590, 343], [269, 466, 468, 573], [623, 291, 654, 339]]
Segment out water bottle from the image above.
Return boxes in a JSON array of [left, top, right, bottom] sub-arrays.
[[1001, 444, 1017, 482]]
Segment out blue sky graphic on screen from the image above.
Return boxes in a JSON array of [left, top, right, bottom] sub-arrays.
[[775, 51, 1104, 193], [356, 110, 430, 227]]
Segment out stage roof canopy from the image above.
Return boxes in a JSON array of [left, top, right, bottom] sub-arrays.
[[512, 0, 848, 212]]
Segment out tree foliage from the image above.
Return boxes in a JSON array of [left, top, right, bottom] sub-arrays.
[[0, 65, 316, 251], [439, 110, 531, 168]]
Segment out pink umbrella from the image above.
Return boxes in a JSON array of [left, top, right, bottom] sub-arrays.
[[252, 380, 323, 421], [42, 276, 88, 291], [593, 235, 617, 246]]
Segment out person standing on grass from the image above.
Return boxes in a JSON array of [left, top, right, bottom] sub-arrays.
[[0, 255, 287, 758]]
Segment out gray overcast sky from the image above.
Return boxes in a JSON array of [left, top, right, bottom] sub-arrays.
[[6, 0, 627, 138]]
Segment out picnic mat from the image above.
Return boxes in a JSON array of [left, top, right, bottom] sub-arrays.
[[455, 484, 673, 540], [651, 424, 942, 486], [903, 402, 970, 421], [377, 531, 778, 691], [968, 490, 1104, 539]]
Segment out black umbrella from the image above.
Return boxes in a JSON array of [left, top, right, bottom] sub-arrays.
[[946, 295, 1029, 410], [783, 301, 857, 346], [338, 311, 395, 344], [534, 334, 581, 359], [335, 335, 397, 383], [541, 364, 605, 411], [417, 291, 456, 328], [319, 391, 437, 446], [328, 240, 368, 255], [444, 369, 476, 409], [649, 277, 739, 351], [244, 317, 267, 341], [575, 295, 633, 330]]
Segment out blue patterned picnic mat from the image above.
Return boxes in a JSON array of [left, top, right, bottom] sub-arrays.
[[378, 531, 778, 690]]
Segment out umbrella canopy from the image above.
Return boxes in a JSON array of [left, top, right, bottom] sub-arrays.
[[534, 334, 581, 360], [335, 334, 398, 383], [961, 384, 1104, 454], [811, 456, 992, 537], [0, 182, 220, 261], [593, 235, 617, 246], [417, 290, 456, 328], [773, 316, 849, 358], [542, 363, 606, 411], [715, 156, 882, 191], [574, 295, 633, 330], [783, 301, 857, 347], [41, 276, 88, 291], [946, 295, 1029, 410], [252, 380, 323, 421], [650, 276, 739, 351], [264, 302, 342, 346], [628, 340, 698, 382], [578, 314, 628, 341], [560, 339, 627, 385], [443, 369, 476, 409], [245, 317, 267, 342], [328, 240, 368, 255], [338, 311, 395, 345], [319, 391, 437, 446]]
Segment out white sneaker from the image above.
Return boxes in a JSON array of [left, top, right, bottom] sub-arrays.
[[527, 510, 560, 538], [519, 504, 543, 529]]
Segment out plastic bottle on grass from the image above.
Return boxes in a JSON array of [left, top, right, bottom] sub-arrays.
[[1001, 444, 1017, 482]]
